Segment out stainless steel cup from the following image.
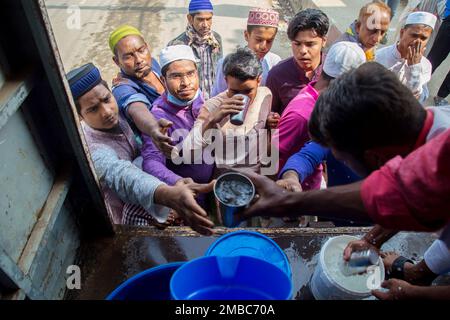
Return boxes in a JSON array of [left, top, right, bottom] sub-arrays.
[[341, 249, 380, 276], [230, 94, 250, 126], [214, 172, 256, 227]]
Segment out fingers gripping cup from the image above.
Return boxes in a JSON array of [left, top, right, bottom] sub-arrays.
[[230, 94, 250, 126], [214, 172, 255, 227]]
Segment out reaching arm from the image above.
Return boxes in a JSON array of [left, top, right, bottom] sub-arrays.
[[239, 169, 371, 223], [141, 133, 183, 186], [91, 146, 170, 222], [279, 141, 328, 182], [128, 102, 175, 157]]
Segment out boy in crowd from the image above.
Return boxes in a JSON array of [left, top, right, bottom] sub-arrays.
[[184, 47, 274, 176], [212, 7, 281, 97], [266, 9, 329, 115]]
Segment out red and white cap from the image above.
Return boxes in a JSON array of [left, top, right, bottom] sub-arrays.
[[247, 7, 279, 28]]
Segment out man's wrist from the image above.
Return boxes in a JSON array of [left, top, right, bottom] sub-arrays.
[[154, 184, 172, 207], [282, 170, 300, 181], [403, 284, 422, 299]]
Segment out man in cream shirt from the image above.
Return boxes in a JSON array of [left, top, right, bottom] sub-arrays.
[[376, 11, 437, 103]]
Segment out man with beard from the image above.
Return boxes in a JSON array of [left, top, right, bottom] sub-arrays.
[[168, 0, 223, 100], [109, 25, 174, 158], [376, 12, 437, 102], [141, 45, 214, 187]]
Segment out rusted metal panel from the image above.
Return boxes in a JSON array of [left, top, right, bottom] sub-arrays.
[[27, 202, 80, 299], [0, 110, 54, 263], [0, 245, 43, 299], [18, 167, 72, 274], [0, 74, 34, 131], [21, 0, 113, 234]]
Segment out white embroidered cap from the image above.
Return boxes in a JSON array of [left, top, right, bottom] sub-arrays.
[[159, 45, 198, 70], [323, 41, 367, 79]]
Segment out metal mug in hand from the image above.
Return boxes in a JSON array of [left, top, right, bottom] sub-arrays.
[[230, 94, 250, 126], [341, 249, 379, 276], [214, 172, 255, 227]]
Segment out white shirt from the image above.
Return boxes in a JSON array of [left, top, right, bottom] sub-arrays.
[[376, 44, 432, 103], [211, 51, 282, 97]]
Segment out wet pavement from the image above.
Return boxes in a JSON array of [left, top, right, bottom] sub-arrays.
[[68, 225, 446, 300]]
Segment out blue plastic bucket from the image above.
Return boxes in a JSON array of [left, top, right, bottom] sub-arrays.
[[205, 231, 292, 280], [106, 262, 184, 300], [170, 256, 292, 300]]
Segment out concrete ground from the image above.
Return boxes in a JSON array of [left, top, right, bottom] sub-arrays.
[[45, 0, 448, 103], [44, 0, 290, 85]]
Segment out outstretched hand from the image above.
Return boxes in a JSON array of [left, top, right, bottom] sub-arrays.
[[234, 169, 292, 221], [150, 118, 175, 159], [276, 170, 302, 193], [155, 180, 215, 236]]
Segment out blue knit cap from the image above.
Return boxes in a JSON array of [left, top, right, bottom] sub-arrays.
[[67, 63, 102, 100], [189, 0, 213, 14]]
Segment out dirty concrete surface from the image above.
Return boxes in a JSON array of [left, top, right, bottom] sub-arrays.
[[68, 226, 446, 300], [44, 0, 291, 85]]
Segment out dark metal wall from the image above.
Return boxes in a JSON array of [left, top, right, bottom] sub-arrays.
[[0, 0, 114, 300]]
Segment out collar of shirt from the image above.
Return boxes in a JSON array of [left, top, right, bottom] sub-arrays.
[[117, 59, 162, 89], [393, 44, 403, 60], [158, 92, 204, 116], [304, 81, 319, 100]]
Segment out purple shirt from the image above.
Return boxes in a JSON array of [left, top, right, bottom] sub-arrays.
[[141, 93, 214, 186], [266, 56, 323, 115]]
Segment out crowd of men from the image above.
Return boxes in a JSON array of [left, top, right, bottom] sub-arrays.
[[66, 0, 450, 300]]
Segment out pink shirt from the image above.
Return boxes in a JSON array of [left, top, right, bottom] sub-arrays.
[[275, 82, 322, 190], [361, 128, 450, 231]]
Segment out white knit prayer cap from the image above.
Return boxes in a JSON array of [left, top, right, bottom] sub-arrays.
[[159, 45, 198, 69], [405, 11, 437, 29]]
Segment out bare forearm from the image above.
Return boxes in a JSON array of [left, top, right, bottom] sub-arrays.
[[285, 181, 372, 223], [407, 285, 450, 300], [128, 102, 159, 136], [362, 225, 398, 248]]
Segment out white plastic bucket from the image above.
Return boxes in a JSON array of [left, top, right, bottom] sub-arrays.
[[310, 235, 385, 300]]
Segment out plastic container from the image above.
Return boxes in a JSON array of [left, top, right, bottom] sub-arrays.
[[106, 262, 184, 300], [170, 256, 292, 300], [310, 235, 385, 300], [214, 172, 255, 227], [205, 230, 292, 279]]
